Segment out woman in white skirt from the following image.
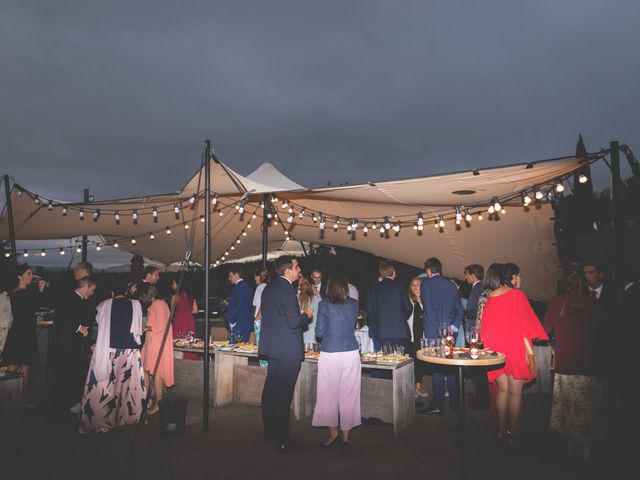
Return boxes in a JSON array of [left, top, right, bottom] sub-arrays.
[[312, 272, 361, 457]]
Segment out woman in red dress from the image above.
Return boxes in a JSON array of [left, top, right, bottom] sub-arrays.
[[170, 277, 199, 360], [480, 264, 548, 446]]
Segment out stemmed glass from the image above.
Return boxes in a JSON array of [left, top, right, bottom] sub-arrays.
[[465, 325, 481, 359]]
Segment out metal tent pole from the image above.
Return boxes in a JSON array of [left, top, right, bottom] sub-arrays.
[[82, 188, 89, 262], [262, 194, 268, 268], [203, 140, 212, 432]]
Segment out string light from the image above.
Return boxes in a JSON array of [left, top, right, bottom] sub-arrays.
[[79, 208, 85, 220], [477, 212, 484, 221], [113, 242, 119, 248], [131, 237, 136, 245], [392, 222, 401, 232], [132, 209, 138, 221], [59, 247, 65, 255], [173, 203, 180, 214], [488, 205, 495, 214], [319, 216, 326, 230], [218, 210, 223, 216], [379, 225, 385, 233], [242, 231, 247, 236], [92, 209, 100, 221], [189, 193, 196, 204], [48, 200, 53, 211], [96, 244, 102, 251], [166, 227, 172, 235], [184, 223, 189, 230], [62, 207, 68, 216], [535, 188, 544, 200], [439, 215, 445, 228], [522, 193, 532, 206], [282, 200, 289, 209], [149, 233, 155, 240], [455, 207, 463, 224], [239, 202, 245, 214], [212, 194, 219, 205], [555, 182, 565, 193], [299, 209, 305, 218], [492, 197, 501, 212], [34, 195, 40, 205], [152, 207, 158, 219], [287, 214, 294, 223], [4, 252, 10, 258], [312, 214, 318, 223], [363, 223, 369, 233], [578, 174, 588, 184], [40, 249, 46, 257], [465, 209, 472, 222], [23, 250, 28, 257], [333, 218, 340, 230], [417, 212, 424, 226], [434, 217, 439, 228], [383, 217, 391, 230], [115, 210, 121, 222], [200, 215, 205, 223], [500, 208, 506, 214], [76, 245, 82, 253]]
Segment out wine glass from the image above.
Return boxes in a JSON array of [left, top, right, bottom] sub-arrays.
[[177, 329, 183, 339], [466, 325, 481, 359]]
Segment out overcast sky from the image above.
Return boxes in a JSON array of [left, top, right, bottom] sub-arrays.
[[2, 0, 639, 267]]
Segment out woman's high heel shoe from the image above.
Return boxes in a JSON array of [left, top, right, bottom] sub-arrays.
[[318, 435, 341, 448]]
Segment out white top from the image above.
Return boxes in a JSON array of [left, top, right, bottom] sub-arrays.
[[348, 283, 359, 301], [589, 284, 603, 299], [253, 282, 267, 315]]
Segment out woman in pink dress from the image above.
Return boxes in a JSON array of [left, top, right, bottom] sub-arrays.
[[480, 264, 548, 446], [170, 277, 199, 361], [140, 285, 174, 415]]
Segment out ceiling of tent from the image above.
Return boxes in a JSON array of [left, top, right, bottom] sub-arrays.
[[1, 153, 595, 301]]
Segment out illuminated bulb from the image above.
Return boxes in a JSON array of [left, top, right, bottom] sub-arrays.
[[4, 252, 10, 258], [239, 204, 245, 214], [247, 223, 252, 229], [79, 208, 85, 219], [417, 212, 424, 226], [41, 249, 46, 257], [62, 207, 68, 216], [212, 194, 219, 205], [465, 209, 472, 222], [152, 207, 158, 218], [439, 215, 445, 228], [273, 220, 278, 226], [235, 204, 240, 210], [96, 244, 102, 251], [282, 200, 289, 208], [578, 174, 588, 184], [113, 242, 119, 248], [299, 209, 305, 218], [455, 207, 463, 223], [230, 245, 235, 250], [225, 251, 229, 256], [493, 198, 501, 212], [48, 200, 53, 211], [272, 196, 278, 203], [173, 203, 180, 214], [287, 214, 294, 223], [200, 215, 205, 223], [363, 224, 369, 233], [413, 224, 418, 231], [260, 201, 264, 209], [312, 214, 318, 223], [478, 212, 484, 221], [166, 227, 172, 235], [219, 211, 223, 216], [236, 239, 241, 244], [333, 221, 339, 230], [500, 208, 506, 214], [434, 218, 439, 228], [488, 205, 495, 214], [319, 217, 326, 230], [34, 195, 40, 205], [418, 224, 424, 231], [393, 223, 400, 232], [115, 211, 121, 221], [76, 246, 82, 253], [267, 211, 273, 219], [149, 234, 155, 241], [189, 193, 196, 204], [535, 189, 544, 200], [347, 224, 352, 232], [132, 210, 138, 221], [93, 209, 100, 220], [383, 217, 391, 230], [523, 193, 532, 205], [23, 250, 28, 257], [242, 231, 247, 236], [59, 248, 65, 255], [556, 182, 565, 193], [131, 237, 136, 245], [379, 226, 385, 233]]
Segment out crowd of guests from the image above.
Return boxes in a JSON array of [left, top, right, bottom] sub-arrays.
[[1, 253, 637, 463]]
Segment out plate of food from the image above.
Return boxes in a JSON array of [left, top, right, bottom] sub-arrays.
[[174, 339, 191, 348]]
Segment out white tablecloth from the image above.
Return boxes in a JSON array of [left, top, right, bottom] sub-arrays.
[[354, 328, 374, 353]]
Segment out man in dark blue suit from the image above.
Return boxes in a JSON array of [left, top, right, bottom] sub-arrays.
[[420, 257, 463, 415], [464, 264, 489, 408], [258, 256, 313, 453], [367, 260, 412, 379], [226, 267, 253, 342]]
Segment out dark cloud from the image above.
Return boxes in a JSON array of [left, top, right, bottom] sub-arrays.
[[2, 1, 638, 204]]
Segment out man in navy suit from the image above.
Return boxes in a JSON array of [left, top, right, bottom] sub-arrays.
[[226, 267, 253, 342], [310, 268, 328, 299], [259, 256, 313, 453], [463, 264, 489, 408], [419, 257, 463, 415]]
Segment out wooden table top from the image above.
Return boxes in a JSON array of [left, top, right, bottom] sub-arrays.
[[417, 348, 505, 367]]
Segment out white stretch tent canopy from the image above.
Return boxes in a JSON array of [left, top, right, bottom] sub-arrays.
[[2, 154, 590, 301]]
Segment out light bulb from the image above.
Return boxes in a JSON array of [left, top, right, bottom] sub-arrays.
[[384, 217, 391, 230], [96, 244, 102, 251], [478, 212, 484, 221], [48, 200, 53, 211], [465, 209, 472, 222], [173, 203, 180, 214], [115, 211, 121, 221], [152, 207, 158, 218], [439, 215, 445, 228], [131, 237, 136, 245], [556, 182, 565, 193], [132, 209, 138, 221], [62, 207, 68, 216], [79, 208, 84, 219], [535, 189, 544, 200], [76, 246, 82, 253], [200, 216, 205, 223], [184, 223, 189, 230], [189, 193, 196, 204], [113, 242, 119, 248], [363, 224, 369, 233], [41, 249, 46, 257], [578, 174, 588, 184], [59, 248, 65, 255], [488, 205, 495, 214], [23, 250, 29, 257], [166, 227, 172, 235]]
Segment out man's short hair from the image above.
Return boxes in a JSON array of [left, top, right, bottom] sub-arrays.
[[74, 261, 94, 275], [228, 266, 243, 276], [583, 260, 605, 274], [424, 257, 442, 274], [77, 276, 96, 289], [464, 264, 484, 280], [378, 259, 395, 278], [275, 256, 294, 276], [142, 265, 159, 278]]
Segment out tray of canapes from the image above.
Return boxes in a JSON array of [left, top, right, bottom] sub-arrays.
[[360, 352, 410, 365], [174, 338, 192, 348], [233, 342, 259, 353]]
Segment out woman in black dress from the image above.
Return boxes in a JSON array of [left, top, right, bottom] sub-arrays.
[[1, 264, 47, 406]]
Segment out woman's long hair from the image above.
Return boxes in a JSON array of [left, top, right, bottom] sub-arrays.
[[254, 267, 269, 285], [298, 275, 315, 310], [563, 270, 587, 314], [326, 272, 348, 305], [483, 263, 503, 291]]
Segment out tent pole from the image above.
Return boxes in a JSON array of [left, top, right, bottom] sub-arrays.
[[3, 175, 17, 265], [610, 141, 624, 278], [203, 140, 212, 432], [82, 188, 89, 262], [262, 193, 268, 268]]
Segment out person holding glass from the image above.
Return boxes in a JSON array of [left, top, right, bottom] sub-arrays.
[[299, 274, 321, 346], [407, 277, 428, 398], [312, 272, 361, 457]]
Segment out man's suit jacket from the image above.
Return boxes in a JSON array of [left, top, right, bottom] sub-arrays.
[[226, 279, 253, 332], [464, 281, 483, 327], [258, 276, 310, 360], [421, 274, 463, 339], [366, 277, 412, 340], [52, 290, 93, 350]]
